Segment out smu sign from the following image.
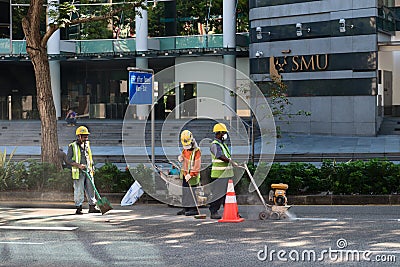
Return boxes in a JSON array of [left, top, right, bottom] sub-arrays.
[[128, 70, 153, 105]]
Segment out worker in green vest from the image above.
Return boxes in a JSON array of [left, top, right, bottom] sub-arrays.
[[66, 126, 101, 215], [208, 123, 238, 219]]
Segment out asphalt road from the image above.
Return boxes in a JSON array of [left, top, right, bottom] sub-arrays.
[[1, 204, 400, 267]]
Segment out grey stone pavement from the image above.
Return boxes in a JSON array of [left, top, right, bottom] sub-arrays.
[[2, 133, 400, 163]]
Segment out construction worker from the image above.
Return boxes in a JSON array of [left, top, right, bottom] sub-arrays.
[[176, 130, 202, 216], [209, 123, 238, 219], [66, 126, 101, 215]]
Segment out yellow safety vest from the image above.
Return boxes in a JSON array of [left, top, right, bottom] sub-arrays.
[[211, 140, 234, 178], [69, 141, 93, 180]]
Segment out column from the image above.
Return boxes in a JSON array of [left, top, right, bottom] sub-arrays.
[[47, 0, 61, 118], [135, 1, 149, 120], [223, 0, 236, 120]]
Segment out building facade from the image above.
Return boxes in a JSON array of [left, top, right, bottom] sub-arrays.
[[0, 0, 249, 121], [2, 0, 400, 137], [249, 0, 397, 136]]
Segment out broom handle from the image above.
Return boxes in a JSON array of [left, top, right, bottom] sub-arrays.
[[83, 169, 102, 199], [188, 183, 201, 215]]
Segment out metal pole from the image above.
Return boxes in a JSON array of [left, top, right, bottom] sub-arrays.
[[251, 111, 255, 163], [151, 72, 155, 181]]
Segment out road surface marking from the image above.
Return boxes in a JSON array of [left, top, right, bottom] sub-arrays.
[[293, 218, 338, 221], [0, 241, 44, 245], [0, 226, 78, 231]]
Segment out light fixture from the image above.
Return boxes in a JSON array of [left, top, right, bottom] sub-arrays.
[[141, 53, 146, 57], [339, 19, 354, 33], [119, 54, 123, 57], [188, 51, 192, 55], [256, 26, 271, 40], [97, 55, 101, 58], [165, 52, 169, 56], [296, 23, 310, 37], [255, 51, 263, 58]]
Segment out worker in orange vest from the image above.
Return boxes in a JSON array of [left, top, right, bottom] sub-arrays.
[[176, 130, 202, 216]]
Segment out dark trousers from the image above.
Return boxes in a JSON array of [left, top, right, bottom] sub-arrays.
[[208, 178, 229, 214], [182, 178, 197, 211]]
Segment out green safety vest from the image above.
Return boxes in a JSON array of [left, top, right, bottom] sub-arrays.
[[211, 140, 234, 178], [180, 147, 201, 186], [69, 141, 93, 180]]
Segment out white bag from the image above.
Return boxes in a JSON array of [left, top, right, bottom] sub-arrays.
[[121, 181, 144, 206]]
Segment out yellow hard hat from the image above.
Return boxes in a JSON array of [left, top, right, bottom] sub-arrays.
[[213, 123, 228, 133], [180, 130, 193, 146], [76, 126, 90, 135]]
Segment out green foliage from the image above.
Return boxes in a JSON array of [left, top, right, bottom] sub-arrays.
[[235, 159, 400, 195], [128, 164, 154, 193], [0, 148, 23, 190], [94, 163, 134, 192], [3, 159, 400, 196], [25, 160, 72, 192]]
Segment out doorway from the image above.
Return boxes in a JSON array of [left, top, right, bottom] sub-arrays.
[[383, 70, 393, 115], [179, 83, 197, 118]]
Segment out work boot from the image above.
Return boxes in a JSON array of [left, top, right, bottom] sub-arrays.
[[75, 205, 83, 215], [88, 205, 101, 213], [185, 209, 199, 216], [210, 212, 221, 219], [176, 209, 186, 215]]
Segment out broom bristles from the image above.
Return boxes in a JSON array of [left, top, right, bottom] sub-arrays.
[[97, 198, 113, 215]]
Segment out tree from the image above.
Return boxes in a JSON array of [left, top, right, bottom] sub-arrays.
[[21, 0, 145, 168]]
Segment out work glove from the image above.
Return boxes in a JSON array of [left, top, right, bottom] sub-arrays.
[[230, 160, 239, 167], [185, 174, 192, 182], [178, 155, 183, 162]]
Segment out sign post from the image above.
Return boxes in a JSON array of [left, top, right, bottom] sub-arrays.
[[127, 67, 155, 178]]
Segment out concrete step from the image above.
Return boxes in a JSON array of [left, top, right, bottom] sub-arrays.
[[378, 117, 400, 135], [0, 119, 257, 147]]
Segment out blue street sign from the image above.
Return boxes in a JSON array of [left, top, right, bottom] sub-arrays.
[[129, 71, 153, 105]]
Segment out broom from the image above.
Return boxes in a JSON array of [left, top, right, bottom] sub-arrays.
[[83, 169, 113, 215], [188, 183, 207, 219]]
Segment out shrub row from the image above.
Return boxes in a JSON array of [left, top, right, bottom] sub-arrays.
[[1, 159, 400, 195], [237, 159, 400, 195]]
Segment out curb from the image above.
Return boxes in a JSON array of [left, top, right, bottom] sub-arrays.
[[2, 191, 400, 205], [237, 194, 400, 205]]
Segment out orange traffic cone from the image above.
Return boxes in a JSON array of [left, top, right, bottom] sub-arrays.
[[219, 179, 244, 223]]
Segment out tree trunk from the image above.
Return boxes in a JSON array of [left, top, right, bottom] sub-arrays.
[[33, 53, 61, 168], [22, 0, 61, 169]]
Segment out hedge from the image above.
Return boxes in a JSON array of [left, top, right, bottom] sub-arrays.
[[1, 159, 400, 195]]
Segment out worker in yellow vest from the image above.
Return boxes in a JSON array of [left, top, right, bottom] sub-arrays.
[[209, 123, 238, 219], [176, 130, 202, 216], [66, 126, 101, 215]]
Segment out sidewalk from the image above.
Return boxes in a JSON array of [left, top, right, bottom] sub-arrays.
[[2, 133, 400, 163]]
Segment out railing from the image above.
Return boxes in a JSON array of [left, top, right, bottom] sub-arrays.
[[0, 33, 249, 55]]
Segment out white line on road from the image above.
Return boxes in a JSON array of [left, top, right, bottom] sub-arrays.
[[292, 218, 338, 221], [0, 242, 44, 245], [0, 226, 78, 231]]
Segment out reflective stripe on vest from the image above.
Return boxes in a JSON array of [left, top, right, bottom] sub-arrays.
[[211, 140, 234, 178], [69, 141, 93, 180], [180, 147, 200, 186]]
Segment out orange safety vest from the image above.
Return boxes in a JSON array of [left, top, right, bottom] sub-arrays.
[[180, 147, 201, 186]]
